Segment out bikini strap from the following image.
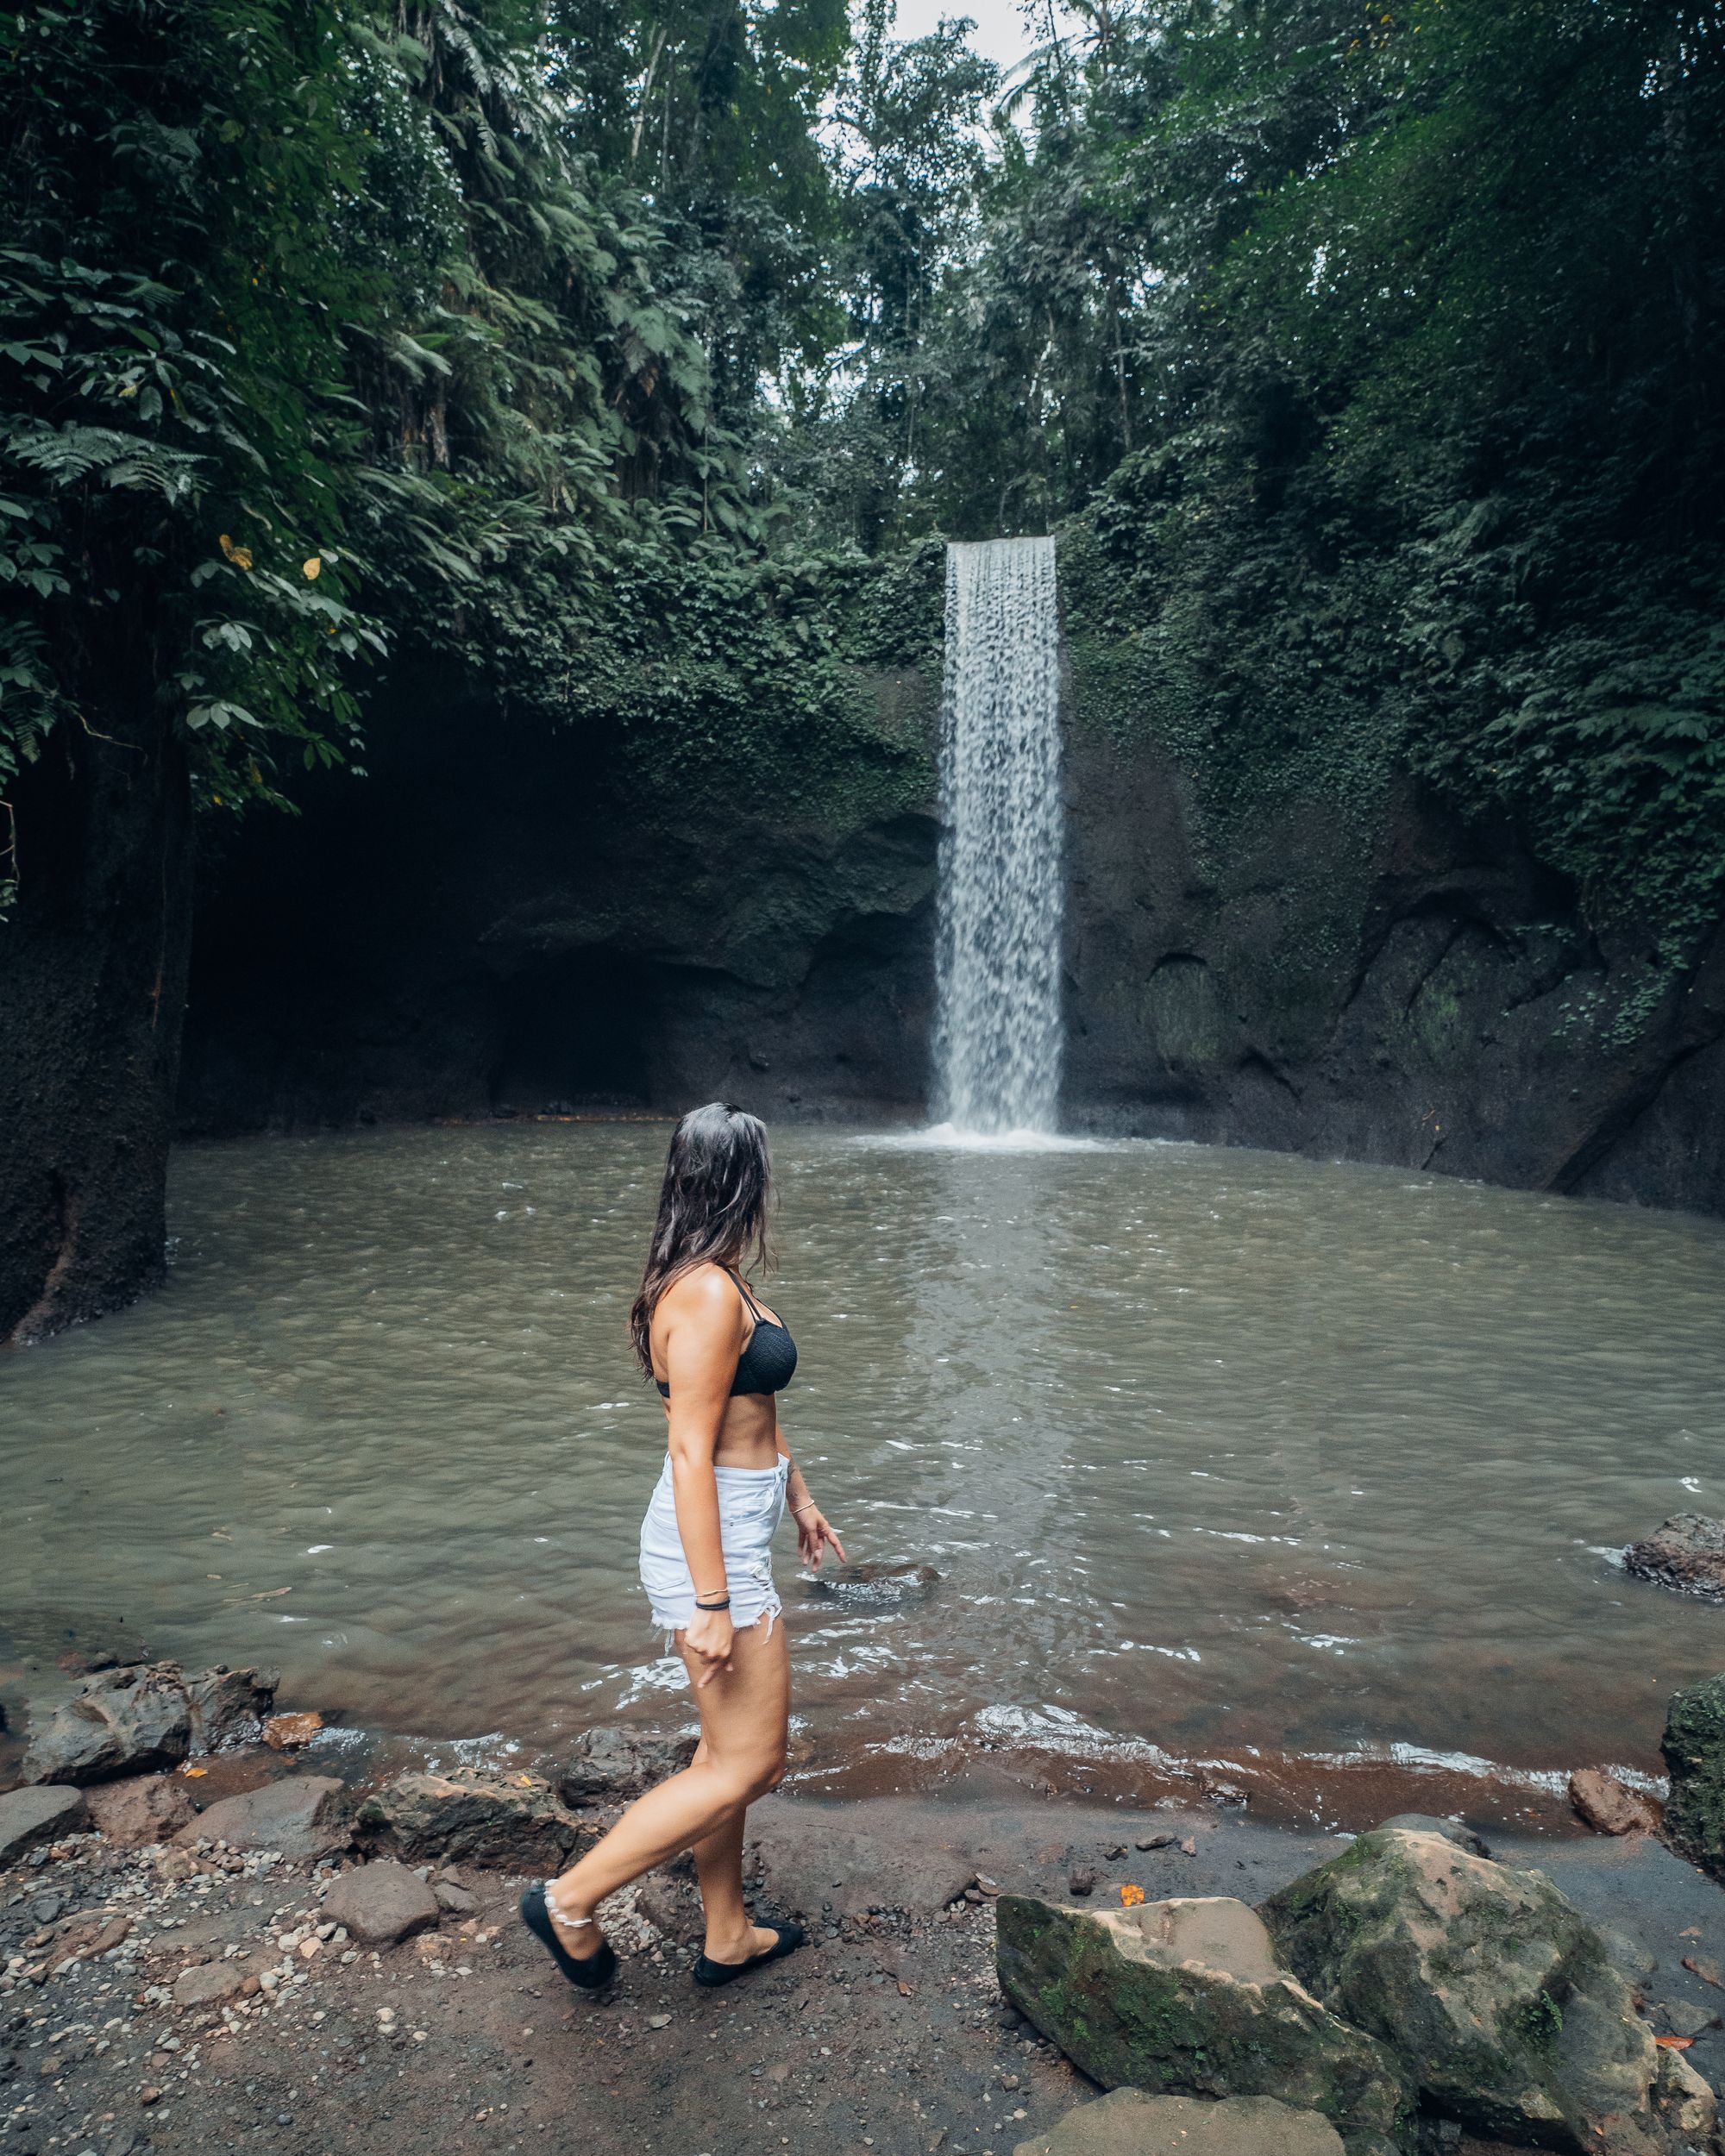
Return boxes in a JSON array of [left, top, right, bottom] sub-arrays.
[[726, 1266, 767, 1322]]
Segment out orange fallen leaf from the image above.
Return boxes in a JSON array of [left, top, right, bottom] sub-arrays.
[[1656, 2035, 1696, 2050], [1681, 1926, 1703, 1938], [1683, 1955, 1724, 1989], [1120, 1883, 1145, 1908], [181, 1767, 207, 1778]]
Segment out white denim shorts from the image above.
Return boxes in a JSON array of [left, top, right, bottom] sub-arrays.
[[638, 1453, 787, 1636]]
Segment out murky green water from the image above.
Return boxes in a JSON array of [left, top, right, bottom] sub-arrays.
[[5, 1123, 1724, 1793]]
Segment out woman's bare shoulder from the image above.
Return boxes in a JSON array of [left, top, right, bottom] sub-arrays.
[[656, 1263, 741, 1324]]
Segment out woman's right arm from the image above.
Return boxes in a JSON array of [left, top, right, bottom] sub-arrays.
[[658, 1269, 744, 1687]]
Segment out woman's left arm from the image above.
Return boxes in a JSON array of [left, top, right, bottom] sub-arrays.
[[777, 1425, 846, 1570]]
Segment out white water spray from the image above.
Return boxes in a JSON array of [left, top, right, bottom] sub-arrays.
[[932, 536, 1064, 1137]]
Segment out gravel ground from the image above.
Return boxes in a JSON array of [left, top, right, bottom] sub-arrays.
[[4, 1780, 1723, 2156]]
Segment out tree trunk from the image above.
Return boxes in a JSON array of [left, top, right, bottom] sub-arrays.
[[0, 698, 192, 1345]]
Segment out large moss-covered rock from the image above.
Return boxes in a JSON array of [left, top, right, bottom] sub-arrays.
[[1260, 1829, 1666, 2153], [995, 1894, 1411, 2156], [1662, 1673, 1725, 1884]]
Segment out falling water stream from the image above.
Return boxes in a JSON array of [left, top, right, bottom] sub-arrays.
[[932, 536, 1063, 1136]]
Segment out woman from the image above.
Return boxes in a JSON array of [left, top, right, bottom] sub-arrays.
[[520, 1102, 845, 1990]]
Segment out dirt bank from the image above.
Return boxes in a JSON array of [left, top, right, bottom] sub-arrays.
[[5, 1771, 1725, 2156]]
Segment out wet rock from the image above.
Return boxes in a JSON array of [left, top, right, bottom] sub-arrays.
[[1569, 1769, 1661, 1838], [1600, 1927, 1659, 1981], [636, 1866, 703, 1944], [172, 1774, 348, 1859], [1653, 2044, 1718, 2143], [1013, 2090, 1346, 2156], [1261, 1827, 1661, 2150], [182, 1664, 278, 1751], [1655, 1998, 1718, 2040], [0, 1784, 85, 1866], [1068, 1867, 1098, 1896], [22, 1664, 193, 1784], [805, 1560, 939, 1607], [995, 1893, 1409, 2156], [85, 1774, 196, 1849], [261, 1710, 323, 1751], [356, 1769, 585, 1871], [172, 1960, 247, 2009], [322, 1861, 440, 1946], [1376, 1814, 1491, 1859], [1135, 1833, 1177, 1852], [1625, 1514, 1725, 1601], [557, 1727, 697, 1807], [1661, 1674, 1725, 1883]]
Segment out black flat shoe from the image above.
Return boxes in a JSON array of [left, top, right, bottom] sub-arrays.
[[519, 1882, 617, 1992], [693, 1920, 806, 1988]]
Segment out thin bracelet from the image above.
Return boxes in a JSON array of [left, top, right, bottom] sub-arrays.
[[791, 1501, 818, 1517], [694, 1593, 731, 1610]]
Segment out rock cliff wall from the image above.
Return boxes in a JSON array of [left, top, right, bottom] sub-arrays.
[[0, 708, 192, 1344], [179, 680, 939, 1135], [1062, 718, 1725, 1213], [180, 667, 1725, 1217]]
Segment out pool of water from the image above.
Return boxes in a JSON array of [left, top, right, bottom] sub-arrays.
[[5, 1122, 1724, 1802]]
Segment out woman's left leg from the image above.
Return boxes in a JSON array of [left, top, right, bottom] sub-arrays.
[[543, 1614, 788, 1949]]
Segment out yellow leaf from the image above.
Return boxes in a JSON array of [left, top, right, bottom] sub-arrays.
[[218, 533, 254, 570], [182, 1766, 208, 1778], [1120, 1883, 1145, 1908], [302, 556, 321, 580]]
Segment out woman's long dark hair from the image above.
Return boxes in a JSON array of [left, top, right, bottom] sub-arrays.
[[630, 1103, 773, 1375]]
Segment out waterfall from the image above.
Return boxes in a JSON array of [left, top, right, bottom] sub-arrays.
[[932, 536, 1064, 1136]]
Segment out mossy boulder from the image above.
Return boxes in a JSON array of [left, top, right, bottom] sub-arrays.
[[994, 1893, 1412, 2156], [1662, 1673, 1725, 1883], [1259, 1829, 1669, 2153]]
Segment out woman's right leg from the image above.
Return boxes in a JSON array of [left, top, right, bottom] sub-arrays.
[[544, 1617, 788, 1958]]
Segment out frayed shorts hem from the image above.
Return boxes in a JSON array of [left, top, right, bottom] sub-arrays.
[[648, 1592, 782, 1644]]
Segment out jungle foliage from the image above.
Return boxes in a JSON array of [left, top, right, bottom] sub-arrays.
[[812, 0, 1725, 950], [3, 0, 1723, 950]]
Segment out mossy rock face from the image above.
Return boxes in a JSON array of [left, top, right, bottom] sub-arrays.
[[994, 1893, 1412, 2156], [1661, 1672, 1725, 1884], [1259, 1829, 1666, 2151]]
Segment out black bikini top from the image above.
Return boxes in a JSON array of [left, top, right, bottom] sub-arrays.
[[655, 1269, 798, 1400]]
